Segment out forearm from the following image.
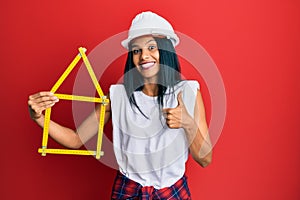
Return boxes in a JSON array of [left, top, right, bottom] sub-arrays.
[[34, 115, 82, 149], [183, 117, 212, 167]]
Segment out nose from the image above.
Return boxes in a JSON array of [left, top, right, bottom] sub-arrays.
[[141, 48, 150, 60]]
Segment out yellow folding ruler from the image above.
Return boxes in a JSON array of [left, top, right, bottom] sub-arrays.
[[38, 47, 109, 159]]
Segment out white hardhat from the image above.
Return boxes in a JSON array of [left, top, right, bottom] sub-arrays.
[[121, 11, 180, 49]]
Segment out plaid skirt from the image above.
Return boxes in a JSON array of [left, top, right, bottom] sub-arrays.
[[111, 171, 191, 200]]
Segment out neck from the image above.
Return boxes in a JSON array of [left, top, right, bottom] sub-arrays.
[[142, 83, 158, 97]]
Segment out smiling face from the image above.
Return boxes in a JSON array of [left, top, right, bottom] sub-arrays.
[[130, 35, 160, 83]]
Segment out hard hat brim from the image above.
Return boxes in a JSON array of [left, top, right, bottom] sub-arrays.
[[121, 28, 180, 49]]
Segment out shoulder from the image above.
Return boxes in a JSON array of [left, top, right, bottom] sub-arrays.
[[175, 80, 200, 92], [109, 84, 127, 99], [109, 84, 125, 90], [185, 80, 200, 90], [109, 84, 126, 94]]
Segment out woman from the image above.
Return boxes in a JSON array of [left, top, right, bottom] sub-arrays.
[[28, 11, 212, 199]]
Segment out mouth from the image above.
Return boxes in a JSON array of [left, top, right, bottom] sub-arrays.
[[139, 62, 156, 70]]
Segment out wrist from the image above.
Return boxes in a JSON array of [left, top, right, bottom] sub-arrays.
[[33, 114, 45, 128], [182, 116, 197, 133]]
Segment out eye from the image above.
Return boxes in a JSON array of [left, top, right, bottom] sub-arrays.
[[148, 45, 157, 51], [132, 49, 141, 55]]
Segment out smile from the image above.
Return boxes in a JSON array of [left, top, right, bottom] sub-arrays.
[[140, 62, 156, 70]]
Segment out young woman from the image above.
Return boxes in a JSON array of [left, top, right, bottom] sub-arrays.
[[28, 11, 212, 199]]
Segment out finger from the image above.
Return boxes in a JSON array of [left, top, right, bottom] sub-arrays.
[[162, 108, 172, 115], [39, 99, 59, 109], [163, 108, 178, 120], [167, 113, 180, 121], [29, 94, 59, 112], [28, 98, 58, 109], [177, 91, 184, 106], [30, 100, 55, 112], [29, 91, 54, 100], [29, 94, 57, 107], [29, 94, 58, 105], [36, 95, 58, 104], [167, 121, 180, 129], [162, 110, 168, 118], [166, 119, 173, 127]]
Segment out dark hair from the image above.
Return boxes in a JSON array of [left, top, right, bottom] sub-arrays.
[[123, 37, 181, 118]]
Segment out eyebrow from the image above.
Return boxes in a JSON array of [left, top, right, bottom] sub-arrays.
[[131, 39, 156, 48]]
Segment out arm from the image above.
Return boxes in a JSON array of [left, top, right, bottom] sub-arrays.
[[163, 91, 212, 167], [28, 91, 111, 149], [183, 90, 212, 167]]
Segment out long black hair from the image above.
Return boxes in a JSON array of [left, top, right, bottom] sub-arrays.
[[123, 37, 182, 118]]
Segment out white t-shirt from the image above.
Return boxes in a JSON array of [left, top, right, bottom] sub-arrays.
[[109, 80, 199, 189]]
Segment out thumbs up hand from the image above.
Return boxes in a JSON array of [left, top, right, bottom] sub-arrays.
[[163, 91, 193, 129]]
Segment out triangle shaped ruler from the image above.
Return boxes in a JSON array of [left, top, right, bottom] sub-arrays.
[[38, 47, 109, 159]]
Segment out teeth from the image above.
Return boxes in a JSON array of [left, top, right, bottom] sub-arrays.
[[141, 62, 154, 69]]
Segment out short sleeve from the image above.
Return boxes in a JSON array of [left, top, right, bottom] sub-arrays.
[[181, 80, 200, 117]]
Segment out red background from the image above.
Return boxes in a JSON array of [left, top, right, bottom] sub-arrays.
[[1, 0, 300, 199]]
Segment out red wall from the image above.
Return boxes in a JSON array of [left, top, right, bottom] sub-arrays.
[[1, 0, 300, 199]]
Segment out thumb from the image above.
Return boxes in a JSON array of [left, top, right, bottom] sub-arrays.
[[177, 91, 184, 106]]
